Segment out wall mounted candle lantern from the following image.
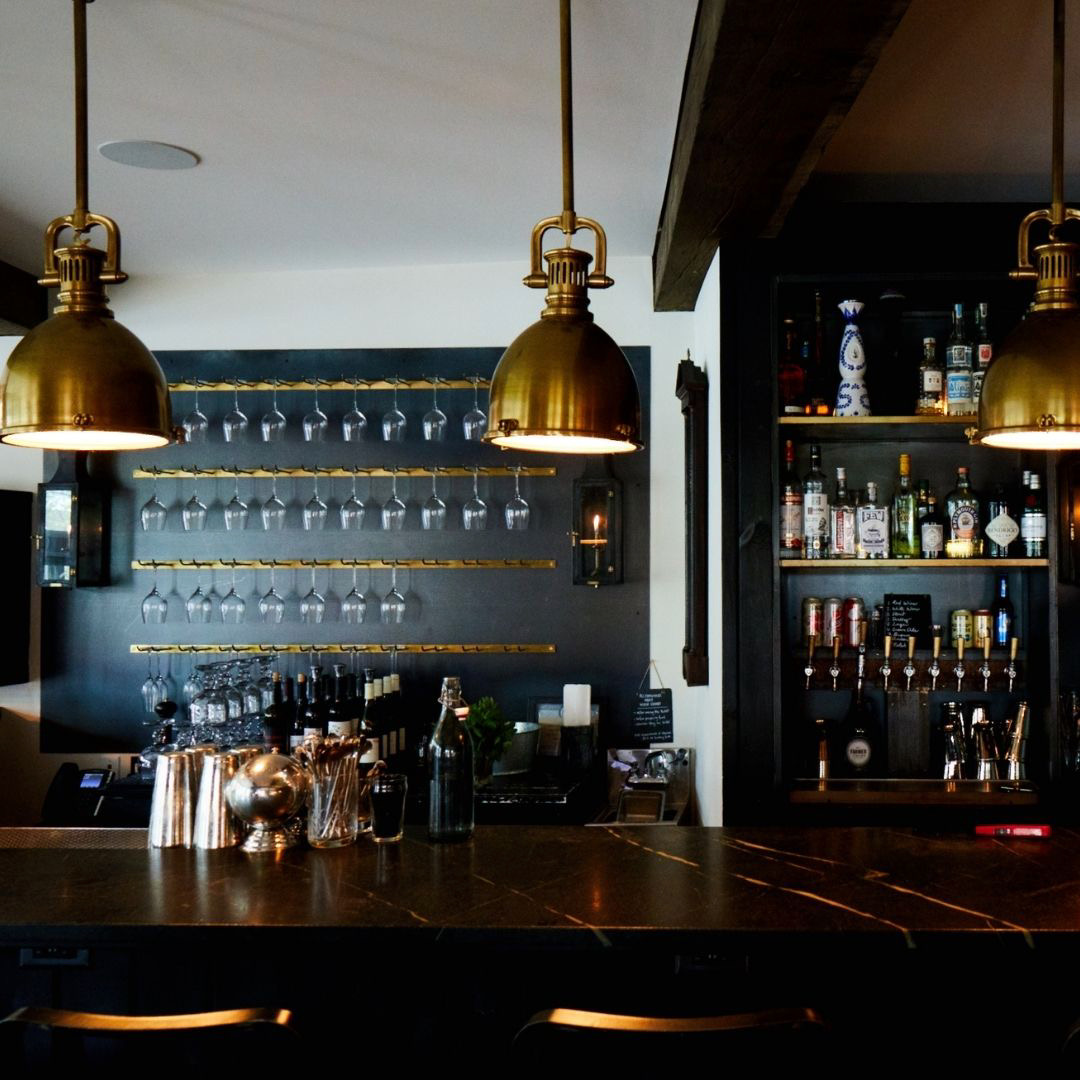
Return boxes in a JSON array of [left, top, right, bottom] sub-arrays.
[[36, 453, 107, 588], [571, 461, 622, 586]]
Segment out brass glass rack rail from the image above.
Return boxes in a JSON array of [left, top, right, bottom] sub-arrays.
[[168, 379, 490, 392], [130, 643, 556, 655], [132, 559, 555, 570], [132, 466, 555, 479]]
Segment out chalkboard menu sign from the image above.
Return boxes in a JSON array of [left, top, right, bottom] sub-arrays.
[[631, 689, 674, 744], [883, 594, 932, 649]]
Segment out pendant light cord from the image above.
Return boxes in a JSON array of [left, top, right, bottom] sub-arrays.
[[1053, 0, 1065, 225], [73, 0, 89, 226], [560, 0, 575, 226]]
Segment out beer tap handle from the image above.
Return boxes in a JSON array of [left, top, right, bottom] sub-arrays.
[[1007, 636, 1019, 692], [955, 638, 966, 693], [881, 634, 892, 690], [829, 635, 842, 692], [929, 627, 942, 691], [904, 634, 917, 691], [981, 637, 992, 692], [804, 633, 819, 690]]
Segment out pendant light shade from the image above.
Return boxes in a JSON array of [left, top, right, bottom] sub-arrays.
[[0, 0, 172, 451], [484, 0, 642, 455], [974, 0, 1080, 450]]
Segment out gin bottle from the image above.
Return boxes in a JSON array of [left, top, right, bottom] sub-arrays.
[[856, 482, 889, 560], [802, 443, 829, 559], [945, 303, 974, 416]]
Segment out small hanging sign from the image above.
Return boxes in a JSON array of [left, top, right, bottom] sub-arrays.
[[631, 661, 674, 744]]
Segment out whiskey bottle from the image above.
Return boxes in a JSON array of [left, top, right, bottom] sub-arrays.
[[778, 317, 807, 414], [830, 467, 856, 558], [972, 301, 992, 408], [1021, 474, 1048, 557], [802, 443, 829, 559], [984, 484, 1019, 557], [891, 453, 918, 558], [856, 481, 889, 560], [780, 440, 803, 554], [920, 495, 946, 558], [807, 290, 831, 415], [945, 303, 974, 416], [840, 644, 880, 776], [916, 336, 944, 415], [945, 466, 980, 556]]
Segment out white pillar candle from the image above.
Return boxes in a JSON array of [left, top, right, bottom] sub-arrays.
[[562, 684, 591, 728]]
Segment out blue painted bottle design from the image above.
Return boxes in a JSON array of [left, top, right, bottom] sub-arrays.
[[835, 299, 871, 416]]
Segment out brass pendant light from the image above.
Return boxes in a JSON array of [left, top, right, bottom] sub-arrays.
[[0, 0, 172, 451], [483, 0, 643, 454], [975, 0, 1080, 450]]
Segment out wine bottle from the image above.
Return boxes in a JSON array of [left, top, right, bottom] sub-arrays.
[[780, 440, 803, 555], [428, 676, 475, 842], [891, 453, 918, 558], [262, 672, 285, 753]]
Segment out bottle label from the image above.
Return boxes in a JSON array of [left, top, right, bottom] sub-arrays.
[[921, 369, 943, 393], [389, 731, 398, 757], [978, 343, 992, 367], [950, 502, 978, 540], [921, 522, 944, 556], [831, 507, 856, 556], [946, 371, 972, 404], [289, 734, 304, 750], [1021, 512, 1048, 540], [947, 345, 972, 369], [846, 737, 872, 769], [327, 721, 351, 737], [985, 513, 1020, 548], [803, 493, 829, 536], [781, 502, 803, 549], [858, 508, 889, 554]]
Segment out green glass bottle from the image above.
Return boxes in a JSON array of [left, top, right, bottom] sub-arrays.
[[891, 453, 918, 558]]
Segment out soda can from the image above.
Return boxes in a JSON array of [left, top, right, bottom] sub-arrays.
[[843, 596, 866, 647], [822, 597, 844, 646], [973, 609, 993, 647], [950, 609, 973, 647], [802, 597, 824, 645]]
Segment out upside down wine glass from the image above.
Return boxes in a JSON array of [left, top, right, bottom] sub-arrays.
[[463, 375, 487, 441], [222, 378, 249, 443], [140, 469, 168, 531], [182, 378, 209, 444], [261, 379, 287, 442], [141, 568, 168, 624], [382, 378, 407, 442], [381, 473, 407, 531], [422, 469, 447, 531], [340, 471, 365, 530], [504, 466, 530, 530], [423, 377, 448, 441], [303, 382, 329, 442], [304, 472, 328, 531], [183, 470, 208, 532], [224, 471, 249, 531], [259, 565, 285, 625], [301, 564, 326, 625], [261, 470, 287, 530], [381, 566, 405, 625], [342, 565, 367, 625], [220, 565, 246, 624], [463, 467, 488, 530], [342, 378, 368, 441]]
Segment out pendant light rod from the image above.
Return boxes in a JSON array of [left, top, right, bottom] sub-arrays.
[[72, 0, 90, 225], [1052, 0, 1065, 224], [560, 0, 575, 224]]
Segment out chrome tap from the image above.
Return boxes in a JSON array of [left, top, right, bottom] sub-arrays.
[[928, 626, 943, 691], [954, 639, 966, 694], [804, 633, 819, 691], [903, 634, 917, 691], [829, 635, 842, 692], [1006, 636, 1019, 693], [979, 637, 993, 692]]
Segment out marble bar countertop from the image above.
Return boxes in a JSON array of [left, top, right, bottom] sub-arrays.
[[1, 824, 1078, 951]]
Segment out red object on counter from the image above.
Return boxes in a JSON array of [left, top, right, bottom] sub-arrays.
[[975, 824, 1052, 838]]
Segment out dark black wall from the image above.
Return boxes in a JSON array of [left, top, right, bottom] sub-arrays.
[[41, 347, 650, 751]]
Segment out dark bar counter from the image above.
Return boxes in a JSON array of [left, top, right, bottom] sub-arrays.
[[5, 825, 1080, 1065]]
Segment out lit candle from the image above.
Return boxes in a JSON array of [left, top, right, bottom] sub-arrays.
[[593, 513, 603, 539]]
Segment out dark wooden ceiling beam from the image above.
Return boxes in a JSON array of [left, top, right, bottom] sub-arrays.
[[0, 258, 46, 332], [652, 0, 911, 311]]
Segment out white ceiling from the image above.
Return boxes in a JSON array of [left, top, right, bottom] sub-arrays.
[[0, 0, 696, 276], [815, 0, 1080, 202]]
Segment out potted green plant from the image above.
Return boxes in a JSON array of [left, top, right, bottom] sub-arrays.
[[466, 696, 516, 786]]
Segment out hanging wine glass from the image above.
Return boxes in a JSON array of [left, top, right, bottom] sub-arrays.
[[224, 469, 249, 531], [141, 653, 158, 714], [219, 563, 246, 624], [261, 468, 287, 530], [422, 468, 447, 531], [300, 563, 326, 624], [183, 468, 208, 532], [342, 377, 368, 441], [340, 469, 365, 530], [222, 377, 249, 443], [463, 374, 487, 441], [182, 664, 202, 710], [141, 568, 168, 624], [154, 655, 173, 708], [504, 466, 530, 530], [259, 564, 285, 624], [140, 468, 169, 531], [381, 471, 407, 530], [382, 377, 407, 442], [304, 470, 328, 531], [261, 378, 287, 442], [185, 577, 213, 624], [342, 564, 367, 624], [182, 378, 209, 444], [303, 381, 329, 442], [381, 565, 406, 624], [463, 466, 488, 530], [423, 377, 448, 441]]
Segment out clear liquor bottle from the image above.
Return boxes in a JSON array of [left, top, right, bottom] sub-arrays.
[[916, 337, 944, 415], [830, 466, 856, 558], [1022, 474, 1048, 557], [945, 303, 974, 416], [984, 483, 1019, 557], [856, 481, 889, 560], [945, 466, 980, 557], [920, 495, 946, 557], [428, 676, 475, 842], [972, 301, 992, 408], [891, 453, 918, 558], [780, 439, 803, 555], [802, 443, 829, 559]]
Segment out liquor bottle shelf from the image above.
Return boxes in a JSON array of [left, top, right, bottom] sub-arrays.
[[789, 778, 1038, 807], [780, 558, 1047, 569], [777, 415, 975, 442], [130, 643, 556, 655]]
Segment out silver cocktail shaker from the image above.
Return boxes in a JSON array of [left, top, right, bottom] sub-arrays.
[[193, 749, 242, 849], [148, 750, 194, 848]]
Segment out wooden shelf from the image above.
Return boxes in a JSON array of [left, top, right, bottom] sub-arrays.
[[790, 779, 1038, 807], [780, 558, 1047, 569], [777, 415, 976, 442]]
